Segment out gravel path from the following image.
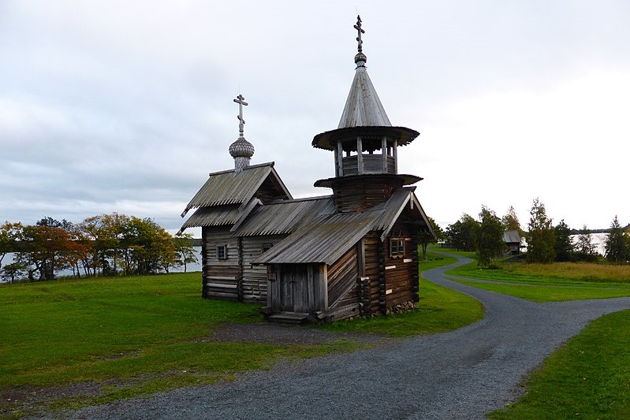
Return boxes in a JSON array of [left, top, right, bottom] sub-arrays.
[[205, 322, 388, 346], [59, 253, 630, 420]]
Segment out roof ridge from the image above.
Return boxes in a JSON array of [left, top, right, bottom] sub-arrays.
[[268, 195, 333, 204], [208, 161, 275, 176]]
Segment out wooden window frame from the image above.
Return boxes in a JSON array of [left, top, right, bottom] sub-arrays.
[[216, 244, 228, 260], [390, 238, 405, 259]]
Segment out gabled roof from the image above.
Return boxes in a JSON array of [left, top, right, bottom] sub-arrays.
[[338, 65, 391, 128], [253, 211, 379, 265], [503, 230, 521, 244], [255, 187, 432, 265], [181, 162, 291, 217]]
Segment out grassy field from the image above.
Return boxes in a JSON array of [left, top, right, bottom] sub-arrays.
[[444, 253, 630, 301], [322, 253, 484, 336], [489, 310, 630, 419], [0, 254, 484, 417], [0, 273, 357, 417]]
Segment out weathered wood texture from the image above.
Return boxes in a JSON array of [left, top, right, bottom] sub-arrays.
[[268, 264, 327, 313], [202, 227, 240, 300], [341, 155, 395, 175], [383, 217, 419, 310], [362, 232, 383, 315], [325, 246, 360, 321], [202, 228, 286, 302], [332, 176, 403, 213], [241, 235, 285, 302], [255, 176, 290, 203]]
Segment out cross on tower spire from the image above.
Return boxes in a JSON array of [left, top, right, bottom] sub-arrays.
[[229, 93, 254, 172], [354, 15, 365, 53], [233, 94, 248, 137]]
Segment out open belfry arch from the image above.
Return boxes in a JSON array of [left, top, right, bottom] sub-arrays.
[[180, 16, 434, 323]]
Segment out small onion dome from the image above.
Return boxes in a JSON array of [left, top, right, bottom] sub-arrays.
[[354, 52, 367, 66], [229, 137, 255, 158]]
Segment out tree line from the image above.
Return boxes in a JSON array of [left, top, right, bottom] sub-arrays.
[[441, 199, 630, 267], [0, 214, 198, 283]]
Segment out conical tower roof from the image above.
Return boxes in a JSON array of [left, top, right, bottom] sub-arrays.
[[312, 15, 419, 150], [338, 59, 391, 128]]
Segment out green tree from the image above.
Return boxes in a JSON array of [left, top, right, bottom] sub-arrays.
[[174, 232, 199, 272], [605, 216, 628, 264], [526, 198, 556, 263], [445, 214, 480, 251], [554, 219, 574, 262], [0, 222, 23, 272], [20, 223, 74, 281], [477, 206, 505, 267], [1, 262, 27, 284], [122, 217, 175, 275], [502, 206, 523, 235]]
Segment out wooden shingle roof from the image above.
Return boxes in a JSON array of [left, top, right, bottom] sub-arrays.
[[338, 64, 391, 128], [178, 205, 241, 232], [254, 187, 432, 265], [234, 196, 335, 237], [181, 162, 291, 216]]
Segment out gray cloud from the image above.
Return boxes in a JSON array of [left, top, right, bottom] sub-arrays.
[[1, 0, 629, 231]]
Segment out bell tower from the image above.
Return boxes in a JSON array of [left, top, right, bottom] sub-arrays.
[[313, 16, 422, 212]]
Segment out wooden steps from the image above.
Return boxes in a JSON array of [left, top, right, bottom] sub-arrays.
[[267, 312, 309, 324]]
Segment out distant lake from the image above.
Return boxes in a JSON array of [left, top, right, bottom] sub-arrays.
[[570, 233, 607, 255], [0, 246, 203, 284], [0, 235, 612, 284]]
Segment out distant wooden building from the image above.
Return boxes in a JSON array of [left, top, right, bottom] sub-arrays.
[[180, 17, 434, 322], [503, 230, 522, 255]]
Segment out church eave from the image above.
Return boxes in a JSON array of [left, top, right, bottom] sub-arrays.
[[312, 126, 419, 151], [313, 173, 422, 189]]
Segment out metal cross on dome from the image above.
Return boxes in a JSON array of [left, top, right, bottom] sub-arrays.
[[233, 94, 248, 137], [354, 15, 365, 53]]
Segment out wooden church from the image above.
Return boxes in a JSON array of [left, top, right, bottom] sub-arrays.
[[180, 17, 434, 323]]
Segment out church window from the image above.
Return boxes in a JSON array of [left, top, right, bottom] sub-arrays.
[[390, 238, 405, 258], [217, 244, 228, 260]]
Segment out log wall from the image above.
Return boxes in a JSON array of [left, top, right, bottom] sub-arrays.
[[202, 227, 240, 300], [241, 235, 285, 302], [332, 176, 403, 213], [383, 219, 419, 311], [361, 232, 383, 315]]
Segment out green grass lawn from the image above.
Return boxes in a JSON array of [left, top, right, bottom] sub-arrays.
[[322, 253, 484, 337], [0, 254, 485, 417], [445, 255, 630, 302], [0, 274, 357, 417], [489, 310, 630, 419]]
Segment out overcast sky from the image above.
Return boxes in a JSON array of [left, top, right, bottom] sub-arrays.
[[1, 0, 629, 234]]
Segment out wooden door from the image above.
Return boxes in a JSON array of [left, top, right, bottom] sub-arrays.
[[280, 268, 296, 312], [270, 264, 326, 314]]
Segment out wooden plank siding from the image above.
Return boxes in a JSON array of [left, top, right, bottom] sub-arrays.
[[241, 235, 285, 302], [325, 246, 360, 321], [202, 228, 286, 302], [341, 155, 396, 175], [202, 227, 240, 300], [254, 176, 291, 204], [268, 264, 327, 313]]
